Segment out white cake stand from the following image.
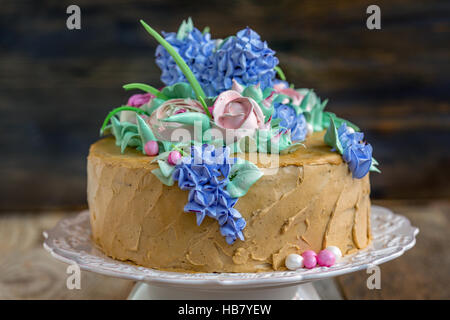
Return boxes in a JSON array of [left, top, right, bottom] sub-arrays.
[[43, 205, 418, 300]]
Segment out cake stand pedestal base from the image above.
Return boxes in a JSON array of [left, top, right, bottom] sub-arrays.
[[128, 282, 321, 300]]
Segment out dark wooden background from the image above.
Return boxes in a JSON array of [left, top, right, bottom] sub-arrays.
[[0, 0, 449, 210]]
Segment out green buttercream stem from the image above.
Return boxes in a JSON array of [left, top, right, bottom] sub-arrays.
[[100, 106, 150, 135], [171, 144, 185, 156], [199, 96, 212, 118], [123, 83, 168, 99], [274, 66, 286, 81], [140, 20, 210, 118]]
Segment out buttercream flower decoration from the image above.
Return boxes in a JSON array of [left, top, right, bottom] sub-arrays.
[[273, 103, 308, 142], [202, 27, 279, 96], [213, 90, 269, 142], [155, 18, 215, 88], [148, 98, 208, 141], [273, 81, 304, 107], [325, 118, 379, 178], [120, 93, 154, 123]]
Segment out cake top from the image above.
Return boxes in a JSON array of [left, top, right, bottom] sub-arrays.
[[98, 18, 379, 244]]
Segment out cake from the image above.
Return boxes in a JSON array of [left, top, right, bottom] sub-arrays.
[[87, 18, 379, 273]]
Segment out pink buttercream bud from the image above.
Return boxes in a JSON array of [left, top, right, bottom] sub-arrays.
[[262, 91, 276, 108], [275, 87, 303, 107], [127, 93, 154, 108], [273, 82, 288, 91]]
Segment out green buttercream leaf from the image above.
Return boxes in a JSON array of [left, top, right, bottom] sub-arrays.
[[203, 96, 216, 105], [121, 131, 140, 153], [323, 112, 360, 132], [107, 117, 144, 153], [270, 118, 282, 128], [100, 105, 150, 135], [299, 90, 312, 113], [262, 87, 274, 99], [311, 98, 327, 131], [227, 159, 263, 198], [120, 121, 138, 137], [279, 142, 303, 155], [161, 82, 196, 99], [110, 117, 123, 147], [151, 168, 174, 186], [243, 85, 263, 102], [370, 157, 381, 173], [163, 112, 211, 131], [324, 116, 343, 154], [151, 151, 171, 163], [259, 103, 274, 122], [157, 159, 175, 178], [176, 17, 194, 40], [158, 140, 174, 153], [102, 124, 112, 135], [147, 98, 166, 115], [136, 114, 156, 153]]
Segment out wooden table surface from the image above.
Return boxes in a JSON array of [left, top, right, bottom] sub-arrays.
[[0, 200, 448, 300]]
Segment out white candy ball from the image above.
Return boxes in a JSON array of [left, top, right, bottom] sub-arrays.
[[325, 246, 342, 260], [347, 127, 355, 134], [285, 254, 304, 270], [306, 123, 313, 136]]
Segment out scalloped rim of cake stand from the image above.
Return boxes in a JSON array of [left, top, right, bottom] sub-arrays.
[[43, 205, 418, 290]]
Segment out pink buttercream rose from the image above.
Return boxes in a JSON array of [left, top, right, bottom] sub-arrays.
[[148, 98, 206, 141], [212, 90, 268, 142], [273, 82, 303, 107]]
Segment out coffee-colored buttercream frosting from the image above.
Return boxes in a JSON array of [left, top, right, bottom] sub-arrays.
[[87, 131, 371, 272]]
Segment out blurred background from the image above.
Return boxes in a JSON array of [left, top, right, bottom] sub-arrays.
[[0, 0, 448, 299], [1, 0, 449, 210]]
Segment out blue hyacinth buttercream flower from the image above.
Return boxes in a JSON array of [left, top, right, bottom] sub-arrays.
[[203, 27, 279, 96], [155, 27, 215, 88], [338, 124, 373, 179], [273, 103, 308, 142], [172, 144, 246, 244]]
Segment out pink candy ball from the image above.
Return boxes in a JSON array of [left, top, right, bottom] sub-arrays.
[[303, 255, 317, 269], [302, 250, 317, 259], [168, 150, 182, 166], [144, 140, 159, 156], [317, 249, 336, 267]]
